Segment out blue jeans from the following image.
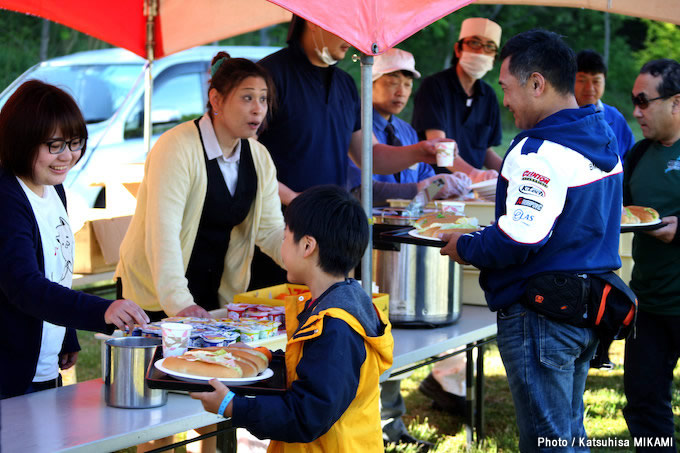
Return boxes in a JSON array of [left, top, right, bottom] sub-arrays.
[[497, 303, 598, 453]]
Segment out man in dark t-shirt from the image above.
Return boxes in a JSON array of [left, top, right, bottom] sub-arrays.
[[250, 16, 444, 289], [623, 58, 680, 449], [412, 17, 503, 183]]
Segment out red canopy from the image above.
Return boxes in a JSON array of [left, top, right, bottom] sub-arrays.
[[0, 0, 480, 58], [268, 0, 475, 55], [0, 0, 292, 59]]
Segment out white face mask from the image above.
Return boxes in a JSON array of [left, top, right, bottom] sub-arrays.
[[312, 31, 338, 66], [459, 52, 494, 80], [315, 47, 338, 66]]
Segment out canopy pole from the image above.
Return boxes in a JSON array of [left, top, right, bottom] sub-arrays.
[[143, 0, 158, 155], [360, 53, 374, 296]]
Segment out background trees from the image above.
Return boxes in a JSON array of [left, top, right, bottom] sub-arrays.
[[1, 4, 678, 134]]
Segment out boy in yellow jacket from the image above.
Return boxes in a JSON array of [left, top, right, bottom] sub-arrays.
[[191, 185, 394, 452]]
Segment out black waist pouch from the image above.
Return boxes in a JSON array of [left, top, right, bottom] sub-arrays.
[[522, 272, 638, 339], [522, 272, 590, 327]]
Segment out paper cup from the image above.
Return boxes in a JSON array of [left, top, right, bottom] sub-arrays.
[[436, 201, 466, 215], [160, 322, 192, 357], [435, 142, 455, 167]]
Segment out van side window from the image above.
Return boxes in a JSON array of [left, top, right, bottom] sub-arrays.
[[124, 64, 207, 139]]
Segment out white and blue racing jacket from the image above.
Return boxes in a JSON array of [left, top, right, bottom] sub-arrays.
[[457, 106, 623, 311]]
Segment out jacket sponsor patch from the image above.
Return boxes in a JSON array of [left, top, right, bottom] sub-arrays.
[[521, 171, 550, 187], [512, 208, 534, 223], [518, 184, 545, 197], [515, 197, 543, 211]]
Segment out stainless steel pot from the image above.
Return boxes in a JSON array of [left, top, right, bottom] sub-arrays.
[[374, 227, 462, 327], [104, 336, 167, 408]]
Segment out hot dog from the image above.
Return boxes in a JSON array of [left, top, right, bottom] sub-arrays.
[[224, 345, 269, 373], [414, 212, 480, 237], [621, 207, 640, 225], [624, 205, 659, 224], [163, 347, 263, 378]]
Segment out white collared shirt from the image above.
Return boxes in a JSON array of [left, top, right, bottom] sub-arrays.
[[198, 114, 241, 195]]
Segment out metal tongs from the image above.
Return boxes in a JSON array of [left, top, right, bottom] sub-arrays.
[[403, 178, 444, 217]]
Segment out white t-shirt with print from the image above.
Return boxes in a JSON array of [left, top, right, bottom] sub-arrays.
[[18, 178, 74, 382]]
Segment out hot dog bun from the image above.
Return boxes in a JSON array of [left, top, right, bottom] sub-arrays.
[[621, 207, 640, 225], [225, 345, 268, 373], [163, 355, 243, 378], [414, 213, 480, 237], [163, 347, 261, 378], [625, 206, 659, 224]]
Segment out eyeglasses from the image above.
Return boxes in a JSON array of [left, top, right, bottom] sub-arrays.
[[44, 137, 85, 154], [630, 92, 673, 110], [462, 39, 498, 55]]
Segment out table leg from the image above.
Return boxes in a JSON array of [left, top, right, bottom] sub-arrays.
[[465, 344, 474, 444], [475, 342, 486, 441], [216, 420, 237, 453]]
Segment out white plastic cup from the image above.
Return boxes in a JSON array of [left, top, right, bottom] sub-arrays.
[[435, 142, 456, 167], [160, 322, 192, 357], [437, 201, 466, 215]]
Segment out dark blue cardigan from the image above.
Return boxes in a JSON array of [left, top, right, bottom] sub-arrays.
[[0, 168, 114, 399]]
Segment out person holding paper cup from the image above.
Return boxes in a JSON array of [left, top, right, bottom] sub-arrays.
[[0, 81, 149, 399], [346, 48, 471, 207], [413, 17, 504, 183]]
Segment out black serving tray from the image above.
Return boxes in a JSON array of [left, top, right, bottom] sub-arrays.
[[620, 221, 667, 234], [145, 346, 287, 395], [378, 226, 446, 248]]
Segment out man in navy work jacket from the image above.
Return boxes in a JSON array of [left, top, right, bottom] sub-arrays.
[[412, 17, 503, 182], [439, 30, 623, 451]]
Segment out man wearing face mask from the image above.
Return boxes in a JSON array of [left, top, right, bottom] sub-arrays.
[[250, 16, 443, 289], [412, 17, 503, 183]]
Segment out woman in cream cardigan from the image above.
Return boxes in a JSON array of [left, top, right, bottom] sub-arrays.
[[116, 52, 285, 319]]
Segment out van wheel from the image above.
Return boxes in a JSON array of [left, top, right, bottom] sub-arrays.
[[94, 188, 106, 208]]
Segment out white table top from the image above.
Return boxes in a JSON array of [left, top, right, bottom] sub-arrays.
[[389, 304, 497, 373], [0, 380, 222, 453], [1, 305, 496, 453]]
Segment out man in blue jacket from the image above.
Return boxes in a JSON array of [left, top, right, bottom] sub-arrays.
[[440, 30, 623, 451]]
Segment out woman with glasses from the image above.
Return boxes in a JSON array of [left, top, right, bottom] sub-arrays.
[[413, 17, 504, 183], [0, 80, 149, 399]]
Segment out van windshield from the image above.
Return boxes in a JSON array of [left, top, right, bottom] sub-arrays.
[[7, 63, 144, 123]]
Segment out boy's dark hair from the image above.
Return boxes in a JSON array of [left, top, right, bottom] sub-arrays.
[[284, 185, 369, 277], [640, 59, 680, 98], [0, 80, 87, 179], [500, 29, 576, 96], [576, 49, 607, 77]]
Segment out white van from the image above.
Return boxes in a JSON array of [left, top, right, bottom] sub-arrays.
[[0, 45, 280, 209]]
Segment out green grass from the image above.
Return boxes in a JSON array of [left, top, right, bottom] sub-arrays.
[[75, 317, 680, 452]]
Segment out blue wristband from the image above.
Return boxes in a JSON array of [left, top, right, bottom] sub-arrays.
[[217, 391, 235, 417]]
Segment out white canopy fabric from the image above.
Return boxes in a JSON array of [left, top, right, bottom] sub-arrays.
[[477, 0, 680, 25]]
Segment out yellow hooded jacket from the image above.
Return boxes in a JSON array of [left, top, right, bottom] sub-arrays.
[[232, 279, 393, 452]]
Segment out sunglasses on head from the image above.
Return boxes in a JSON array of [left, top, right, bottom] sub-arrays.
[[631, 92, 671, 109]]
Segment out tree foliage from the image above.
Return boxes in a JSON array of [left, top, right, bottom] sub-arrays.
[[1, 5, 679, 128], [634, 20, 680, 65]]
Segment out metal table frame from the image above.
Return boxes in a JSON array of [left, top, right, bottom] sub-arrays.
[[385, 305, 497, 443], [1, 305, 496, 452]]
